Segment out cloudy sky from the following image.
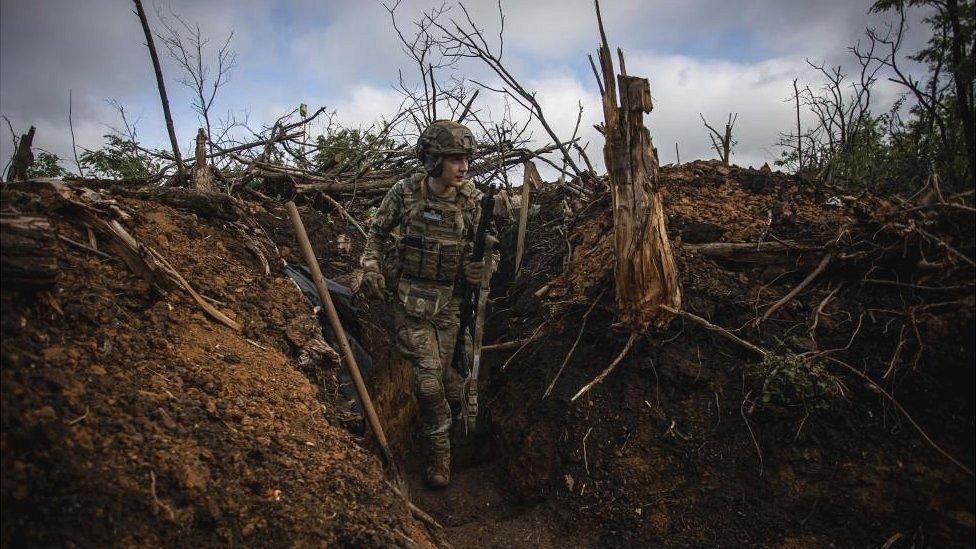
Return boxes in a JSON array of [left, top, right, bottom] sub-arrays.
[[0, 0, 931, 176]]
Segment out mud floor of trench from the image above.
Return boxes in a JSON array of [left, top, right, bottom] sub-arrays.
[[362, 318, 582, 549]]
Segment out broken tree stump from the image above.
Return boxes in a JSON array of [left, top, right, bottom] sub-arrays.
[[593, 0, 681, 329], [6, 126, 36, 182], [0, 212, 58, 287], [192, 128, 218, 193]]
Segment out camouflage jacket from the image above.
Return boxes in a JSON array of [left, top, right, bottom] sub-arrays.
[[364, 173, 494, 318]]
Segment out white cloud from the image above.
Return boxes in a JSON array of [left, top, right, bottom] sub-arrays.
[[0, 0, 933, 177], [330, 84, 407, 130]]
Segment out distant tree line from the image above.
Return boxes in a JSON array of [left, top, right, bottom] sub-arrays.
[[776, 0, 974, 194]]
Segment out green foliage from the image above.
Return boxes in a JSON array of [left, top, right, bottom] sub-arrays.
[[781, 0, 974, 194], [748, 354, 840, 411], [777, 113, 894, 190], [26, 151, 69, 178], [312, 128, 394, 173], [79, 134, 163, 179]]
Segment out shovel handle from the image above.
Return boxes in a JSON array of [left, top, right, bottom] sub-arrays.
[[286, 201, 390, 449]]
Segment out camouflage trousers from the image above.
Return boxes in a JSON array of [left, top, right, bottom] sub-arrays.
[[394, 298, 467, 456]]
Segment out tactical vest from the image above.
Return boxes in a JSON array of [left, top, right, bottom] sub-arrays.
[[394, 175, 479, 319]]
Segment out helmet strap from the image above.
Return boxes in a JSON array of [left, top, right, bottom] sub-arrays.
[[424, 154, 444, 177]]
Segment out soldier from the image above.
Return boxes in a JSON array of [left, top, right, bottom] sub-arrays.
[[360, 120, 493, 488]]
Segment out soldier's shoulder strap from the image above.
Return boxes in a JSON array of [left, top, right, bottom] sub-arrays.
[[457, 179, 482, 205], [402, 172, 428, 199]]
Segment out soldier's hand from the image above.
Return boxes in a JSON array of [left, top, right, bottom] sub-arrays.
[[362, 270, 386, 299], [464, 260, 487, 285]]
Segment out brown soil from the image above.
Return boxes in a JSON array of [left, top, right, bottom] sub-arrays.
[[2, 159, 973, 548], [1, 186, 432, 547], [474, 160, 975, 548]]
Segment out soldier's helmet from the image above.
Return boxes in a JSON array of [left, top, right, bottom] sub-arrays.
[[416, 120, 477, 176]]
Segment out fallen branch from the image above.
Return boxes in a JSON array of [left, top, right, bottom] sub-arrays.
[[544, 289, 606, 398], [320, 193, 367, 239], [570, 332, 638, 402], [210, 131, 303, 158], [809, 281, 843, 335], [147, 246, 242, 332], [821, 355, 974, 478], [500, 319, 551, 371], [661, 305, 767, 357], [58, 234, 116, 261], [913, 226, 975, 267], [862, 278, 974, 292], [75, 208, 172, 294], [483, 336, 536, 353], [760, 253, 833, 322]]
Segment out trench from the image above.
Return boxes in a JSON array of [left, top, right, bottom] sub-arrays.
[[360, 303, 570, 548], [339, 239, 587, 548]]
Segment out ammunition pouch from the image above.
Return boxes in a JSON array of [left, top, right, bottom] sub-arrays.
[[397, 234, 463, 285]]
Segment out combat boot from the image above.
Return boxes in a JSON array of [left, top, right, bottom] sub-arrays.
[[426, 451, 451, 488]]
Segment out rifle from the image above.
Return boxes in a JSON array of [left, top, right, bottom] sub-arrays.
[[451, 185, 496, 434]]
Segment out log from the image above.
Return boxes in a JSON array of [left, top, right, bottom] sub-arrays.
[[110, 187, 244, 220], [0, 212, 58, 287], [684, 241, 815, 265], [594, 1, 681, 329]]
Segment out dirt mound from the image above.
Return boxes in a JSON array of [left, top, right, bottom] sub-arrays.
[[0, 183, 431, 546], [480, 161, 974, 547], [2, 160, 972, 548]]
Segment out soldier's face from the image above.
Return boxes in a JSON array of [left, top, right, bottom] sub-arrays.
[[440, 154, 470, 186]]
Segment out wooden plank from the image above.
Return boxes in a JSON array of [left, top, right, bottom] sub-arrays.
[[515, 161, 539, 276]]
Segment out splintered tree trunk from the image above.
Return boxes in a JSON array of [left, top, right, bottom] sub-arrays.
[[192, 128, 217, 193], [7, 126, 36, 182], [594, 1, 680, 329]]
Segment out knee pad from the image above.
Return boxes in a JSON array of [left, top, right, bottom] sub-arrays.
[[417, 374, 443, 406]]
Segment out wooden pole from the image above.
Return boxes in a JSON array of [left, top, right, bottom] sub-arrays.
[[793, 78, 802, 172], [285, 201, 407, 494], [132, 0, 185, 177], [514, 161, 538, 276]]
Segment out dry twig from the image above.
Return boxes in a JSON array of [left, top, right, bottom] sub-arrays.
[[662, 305, 767, 357], [570, 332, 639, 402], [543, 289, 606, 398], [821, 355, 973, 477], [761, 253, 833, 323]]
